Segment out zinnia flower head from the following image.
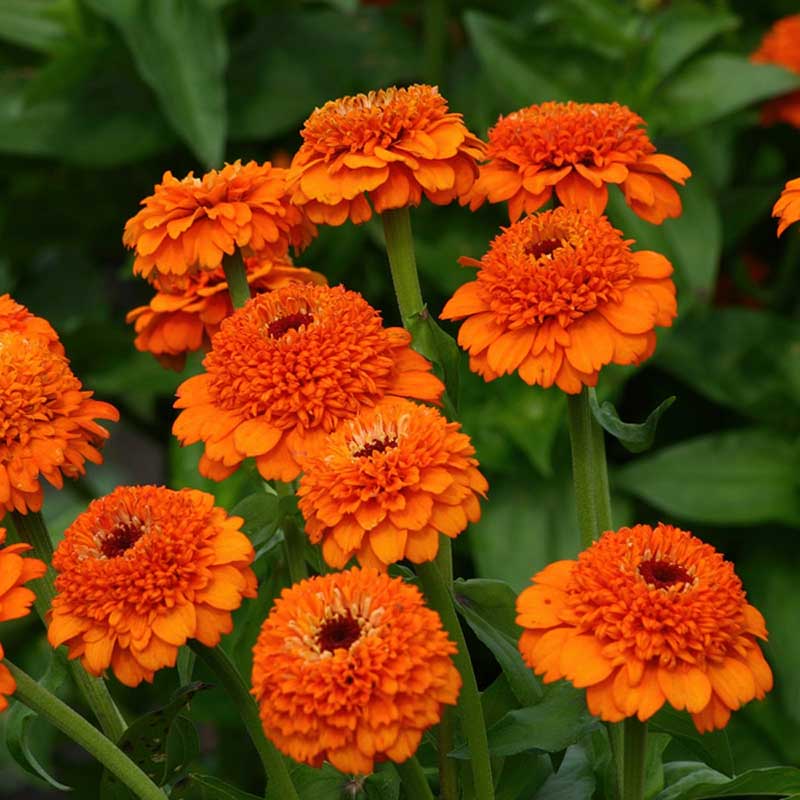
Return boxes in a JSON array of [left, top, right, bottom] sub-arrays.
[[0, 527, 47, 712], [173, 283, 444, 483], [440, 207, 677, 393], [251, 567, 461, 774], [465, 101, 690, 223], [126, 257, 327, 370], [752, 15, 800, 127], [772, 177, 800, 236], [123, 160, 316, 279], [48, 485, 257, 687], [0, 295, 63, 354], [298, 399, 487, 571], [517, 523, 772, 732], [288, 84, 485, 225], [0, 332, 119, 514]]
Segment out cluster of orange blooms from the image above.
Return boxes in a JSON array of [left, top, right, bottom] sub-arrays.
[[5, 16, 798, 778]]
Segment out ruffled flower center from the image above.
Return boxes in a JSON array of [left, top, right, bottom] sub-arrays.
[[317, 613, 362, 652], [97, 521, 145, 560], [638, 558, 693, 591], [268, 312, 314, 339]]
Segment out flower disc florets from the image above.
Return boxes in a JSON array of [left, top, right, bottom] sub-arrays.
[[251, 567, 461, 774], [516, 524, 772, 732]]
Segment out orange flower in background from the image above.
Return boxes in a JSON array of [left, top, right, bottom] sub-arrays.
[[127, 257, 327, 370], [123, 161, 316, 279], [752, 15, 800, 127], [517, 523, 772, 732], [0, 295, 63, 354], [0, 332, 118, 514], [174, 283, 444, 483], [440, 207, 677, 394], [0, 527, 47, 712], [288, 84, 485, 225], [466, 101, 690, 223], [298, 400, 487, 571], [773, 177, 800, 236], [251, 567, 460, 774], [48, 485, 256, 687]]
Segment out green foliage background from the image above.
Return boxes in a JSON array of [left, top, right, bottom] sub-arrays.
[[1, 0, 799, 797]]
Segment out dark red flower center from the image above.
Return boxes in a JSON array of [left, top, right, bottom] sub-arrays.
[[268, 312, 314, 339], [353, 436, 397, 459], [318, 613, 362, 653], [638, 558, 692, 589], [100, 522, 144, 559], [526, 237, 563, 259]]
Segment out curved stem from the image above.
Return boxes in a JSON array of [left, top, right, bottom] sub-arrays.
[[622, 718, 647, 800], [381, 207, 425, 325], [5, 661, 166, 800], [189, 641, 300, 800], [274, 481, 308, 583], [396, 755, 436, 800], [566, 388, 613, 548], [223, 251, 252, 309], [10, 511, 127, 741], [417, 555, 495, 800]]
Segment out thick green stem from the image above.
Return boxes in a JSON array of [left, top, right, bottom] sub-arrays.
[[423, 0, 447, 86], [10, 512, 127, 741], [396, 755, 436, 800], [5, 661, 166, 800], [566, 388, 613, 548], [621, 718, 647, 800], [381, 207, 425, 325], [223, 251, 252, 309], [417, 556, 495, 800], [274, 481, 308, 583], [189, 642, 299, 800]]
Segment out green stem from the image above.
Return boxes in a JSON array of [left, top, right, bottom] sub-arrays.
[[223, 251, 252, 309], [417, 556, 495, 800], [5, 661, 166, 800], [566, 388, 613, 548], [10, 512, 127, 741], [621, 718, 647, 800], [189, 642, 300, 800], [274, 481, 308, 583], [423, 0, 447, 86], [381, 207, 425, 325], [396, 756, 436, 800]]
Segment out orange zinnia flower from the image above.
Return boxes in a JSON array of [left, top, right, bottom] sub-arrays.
[[465, 101, 690, 223], [752, 15, 800, 128], [773, 177, 800, 236], [127, 257, 327, 370], [0, 332, 118, 514], [251, 567, 460, 774], [298, 399, 487, 570], [0, 294, 63, 354], [123, 160, 316, 279], [440, 207, 677, 393], [0, 527, 47, 712], [288, 84, 484, 225], [48, 485, 257, 687], [173, 283, 444, 483], [517, 524, 772, 732]]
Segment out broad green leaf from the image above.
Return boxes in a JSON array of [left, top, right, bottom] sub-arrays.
[[5, 650, 72, 791], [85, 0, 227, 167], [589, 388, 675, 453], [495, 752, 553, 800], [0, 0, 65, 51], [533, 743, 596, 800], [284, 762, 355, 800], [454, 578, 543, 707], [645, 733, 673, 800], [651, 55, 800, 134], [230, 491, 281, 551], [614, 429, 800, 526], [656, 762, 800, 800], [656, 309, 800, 429], [463, 10, 569, 108], [174, 774, 262, 800], [407, 306, 461, 411]]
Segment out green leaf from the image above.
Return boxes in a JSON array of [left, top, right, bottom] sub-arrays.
[[495, 752, 553, 800], [0, 0, 65, 51], [463, 10, 569, 108], [651, 55, 800, 134], [454, 577, 543, 707], [5, 650, 72, 791], [407, 306, 461, 410], [85, 0, 227, 166], [284, 761, 355, 800], [614, 429, 800, 526], [533, 743, 596, 800], [230, 491, 281, 551], [452, 682, 600, 759], [656, 763, 800, 800], [645, 733, 673, 800], [174, 774, 262, 800], [589, 388, 675, 453], [100, 682, 209, 796]]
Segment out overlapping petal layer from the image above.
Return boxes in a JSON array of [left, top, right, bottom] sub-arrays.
[[773, 177, 800, 236], [752, 15, 800, 128], [0, 295, 63, 354]]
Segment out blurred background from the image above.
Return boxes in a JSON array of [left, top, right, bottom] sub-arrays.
[[1, 0, 799, 796]]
